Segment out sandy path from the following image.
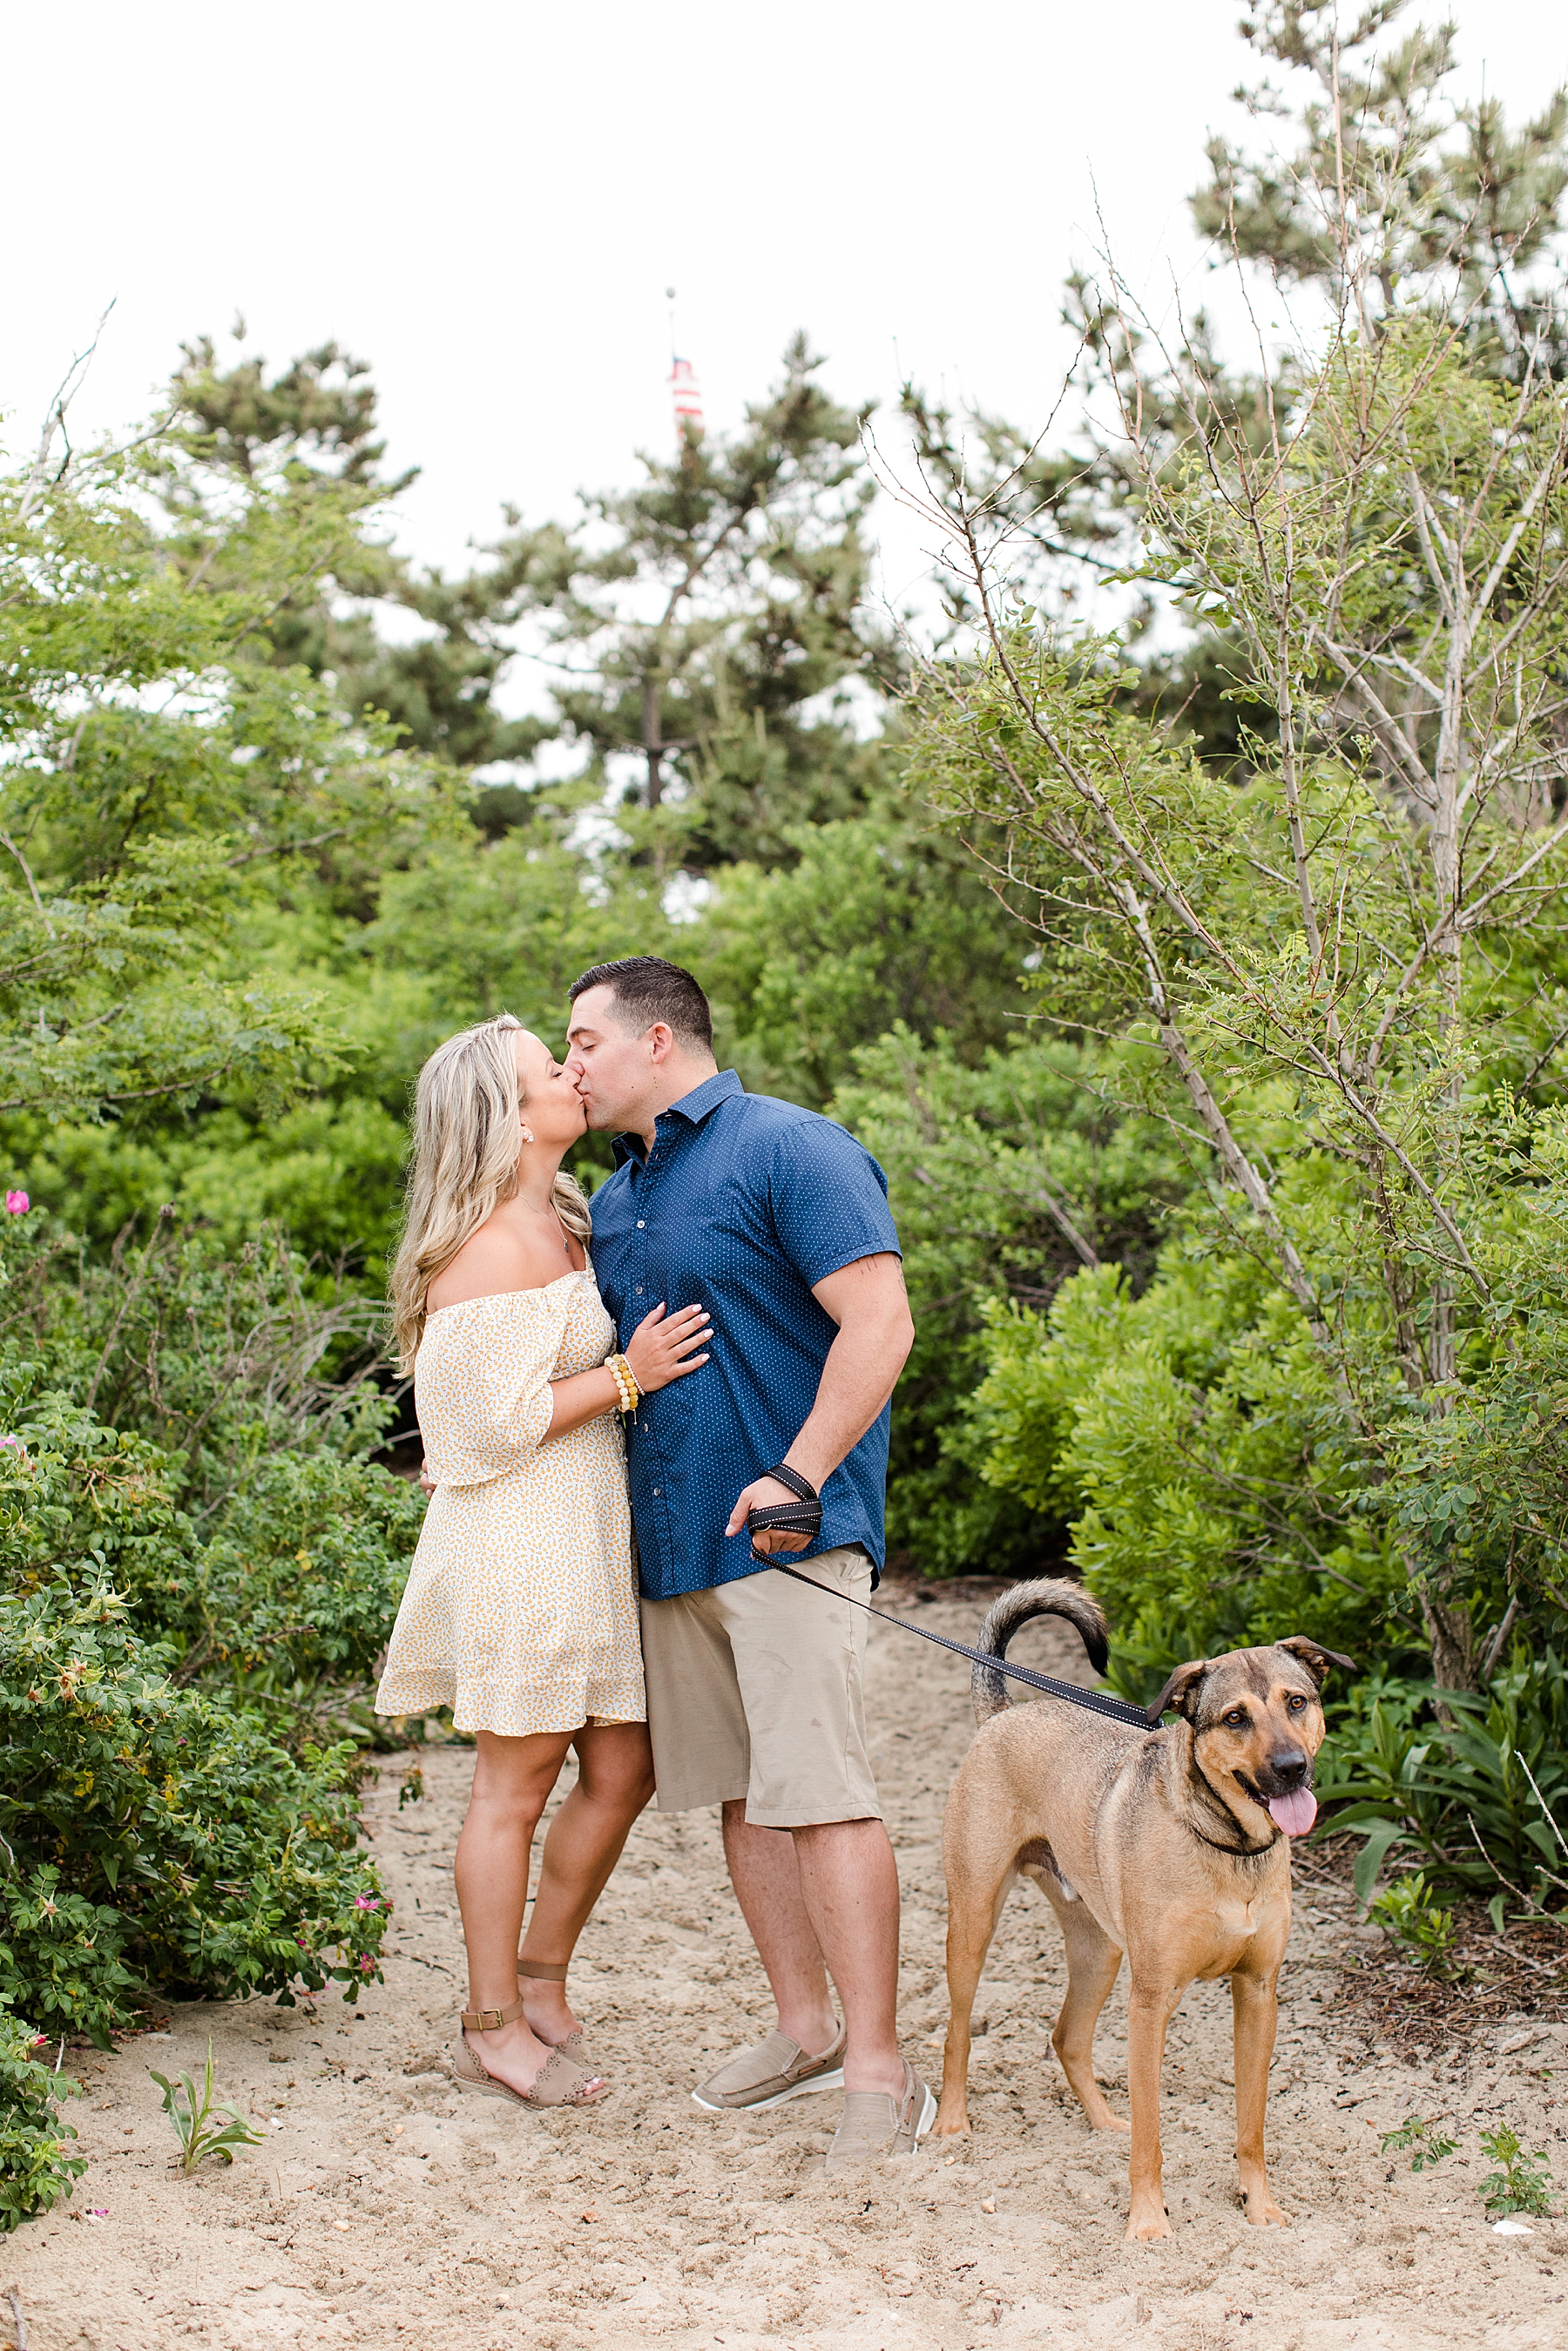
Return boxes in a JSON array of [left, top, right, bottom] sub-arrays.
[[7, 1580, 1567, 2350]]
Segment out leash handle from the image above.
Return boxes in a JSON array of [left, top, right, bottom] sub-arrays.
[[751, 1547, 1153, 1730], [747, 1463, 823, 1546]]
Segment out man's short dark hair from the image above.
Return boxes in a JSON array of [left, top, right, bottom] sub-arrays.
[[569, 956, 713, 1051]]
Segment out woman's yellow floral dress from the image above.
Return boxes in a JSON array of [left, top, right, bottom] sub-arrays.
[[375, 1268, 645, 1735]]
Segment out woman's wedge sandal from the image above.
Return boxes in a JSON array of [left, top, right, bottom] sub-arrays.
[[449, 1997, 607, 2109], [515, 1956, 606, 2080]]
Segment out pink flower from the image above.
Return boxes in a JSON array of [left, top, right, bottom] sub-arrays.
[[358, 1956, 374, 1973], [5, 1192, 28, 1215], [353, 1894, 380, 1911], [0, 1436, 25, 1454]]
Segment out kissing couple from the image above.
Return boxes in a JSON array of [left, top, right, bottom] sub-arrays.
[[375, 956, 935, 2172]]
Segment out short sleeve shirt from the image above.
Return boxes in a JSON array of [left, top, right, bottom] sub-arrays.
[[588, 1070, 902, 1600]]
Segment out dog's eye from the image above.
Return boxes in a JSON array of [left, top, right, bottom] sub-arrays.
[[1287, 1692, 1308, 1712], [1223, 1709, 1248, 1730]]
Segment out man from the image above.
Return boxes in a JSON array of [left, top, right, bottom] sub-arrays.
[[564, 955, 932, 2171]]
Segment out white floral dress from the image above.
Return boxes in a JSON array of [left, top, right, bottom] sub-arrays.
[[375, 1268, 645, 1736]]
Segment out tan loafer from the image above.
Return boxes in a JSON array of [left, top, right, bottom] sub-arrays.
[[824, 2062, 936, 2172], [692, 2023, 847, 2112]]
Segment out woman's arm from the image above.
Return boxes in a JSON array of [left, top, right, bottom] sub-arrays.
[[538, 1300, 713, 1445], [539, 1361, 626, 1443]]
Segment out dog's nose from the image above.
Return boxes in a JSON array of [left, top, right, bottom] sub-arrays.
[[1269, 1749, 1308, 1785]]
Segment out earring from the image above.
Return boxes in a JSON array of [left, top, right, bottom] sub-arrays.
[[520, 1125, 534, 1145]]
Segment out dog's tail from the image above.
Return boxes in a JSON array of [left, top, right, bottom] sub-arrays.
[[971, 1577, 1110, 1726]]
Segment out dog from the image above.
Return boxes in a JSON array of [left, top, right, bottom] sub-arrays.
[[935, 1579, 1350, 2241]]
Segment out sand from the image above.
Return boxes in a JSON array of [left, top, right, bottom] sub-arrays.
[[6, 1578, 1566, 2351]]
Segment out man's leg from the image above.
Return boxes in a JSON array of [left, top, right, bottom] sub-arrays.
[[721, 1807, 902, 2095], [720, 1801, 838, 2057], [716, 1549, 906, 2100]]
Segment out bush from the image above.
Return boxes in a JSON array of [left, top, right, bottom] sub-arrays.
[[0, 1204, 413, 2253], [968, 1243, 1417, 1699], [0, 2000, 84, 2233], [1318, 1647, 1568, 1913], [0, 1577, 389, 2036], [830, 1026, 1193, 1577], [193, 1449, 425, 1690], [0, 1361, 420, 1705], [0, 1208, 393, 1522]]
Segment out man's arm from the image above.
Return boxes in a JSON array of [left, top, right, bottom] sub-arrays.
[[724, 1253, 915, 1554]]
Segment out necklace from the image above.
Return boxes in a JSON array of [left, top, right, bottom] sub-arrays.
[[519, 1192, 573, 1265]]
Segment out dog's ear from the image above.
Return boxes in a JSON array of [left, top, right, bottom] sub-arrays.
[[1148, 1658, 1208, 1726], [1276, 1636, 1355, 1686]]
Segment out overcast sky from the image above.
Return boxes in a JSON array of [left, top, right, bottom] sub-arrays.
[[9, 1, 1566, 618]]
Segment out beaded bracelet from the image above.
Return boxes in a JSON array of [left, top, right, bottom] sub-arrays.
[[605, 1353, 639, 1414]]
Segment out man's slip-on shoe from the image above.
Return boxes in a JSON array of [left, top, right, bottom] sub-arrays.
[[692, 2023, 848, 2112]]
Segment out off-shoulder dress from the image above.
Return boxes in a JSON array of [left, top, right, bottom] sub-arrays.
[[374, 1268, 645, 1736]]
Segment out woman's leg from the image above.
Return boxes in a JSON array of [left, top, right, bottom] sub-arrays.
[[454, 1727, 605, 2097], [519, 1720, 655, 2043]]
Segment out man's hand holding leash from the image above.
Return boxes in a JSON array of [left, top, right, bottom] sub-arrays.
[[725, 1252, 913, 1556]]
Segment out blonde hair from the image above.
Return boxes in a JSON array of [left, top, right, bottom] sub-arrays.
[[389, 1011, 591, 1368]]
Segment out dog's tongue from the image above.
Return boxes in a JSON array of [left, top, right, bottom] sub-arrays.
[[1267, 1787, 1318, 1837]]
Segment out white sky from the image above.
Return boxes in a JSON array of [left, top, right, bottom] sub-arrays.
[[8, 0, 1566, 625]]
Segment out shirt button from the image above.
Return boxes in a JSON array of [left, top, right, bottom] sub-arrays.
[[636, 1285, 644, 1295], [637, 1219, 645, 1229], [652, 1487, 661, 1497]]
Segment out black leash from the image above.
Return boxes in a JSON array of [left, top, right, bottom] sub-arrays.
[[747, 1465, 1152, 1732]]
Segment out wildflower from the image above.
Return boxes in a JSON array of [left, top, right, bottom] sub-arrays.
[[5, 1191, 28, 1214], [0, 1435, 25, 1453], [359, 1956, 375, 1974], [353, 1893, 381, 1911]]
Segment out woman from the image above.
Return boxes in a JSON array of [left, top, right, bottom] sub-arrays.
[[376, 1012, 710, 2110]]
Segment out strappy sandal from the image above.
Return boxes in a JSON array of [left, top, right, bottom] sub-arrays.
[[449, 1998, 608, 2109], [516, 1955, 607, 2081]]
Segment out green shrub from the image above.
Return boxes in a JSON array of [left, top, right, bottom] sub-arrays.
[[0, 1208, 394, 1523], [830, 1026, 1193, 1577], [0, 1344, 419, 1707], [0, 1871, 135, 2044], [0, 1999, 84, 2232], [0, 1578, 389, 2037], [1479, 2127, 1556, 2219], [1319, 1649, 1568, 1909], [1368, 1872, 1457, 1972], [969, 1246, 1416, 1699], [193, 1449, 425, 1689]]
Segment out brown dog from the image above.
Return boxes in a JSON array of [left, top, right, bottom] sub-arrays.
[[936, 1580, 1350, 2240]]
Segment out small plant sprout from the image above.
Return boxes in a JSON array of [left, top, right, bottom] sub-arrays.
[[1379, 2115, 1456, 2172], [1478, 2127, 1556, 2219], [397, 1767, 424, 1809], [148, 2041, 266, 2175], [1369, 1873, 1457, 1974]]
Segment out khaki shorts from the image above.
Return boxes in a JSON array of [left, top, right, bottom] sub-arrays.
[[639, 1545, 882, 1829]]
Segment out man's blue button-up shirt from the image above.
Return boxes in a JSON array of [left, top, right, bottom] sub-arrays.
[[589, 1069, 902, 1602]]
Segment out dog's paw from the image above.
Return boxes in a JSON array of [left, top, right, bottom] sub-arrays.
[[1242, 2192, 1288, 2228], [1125, 2206, 1173, 2242]]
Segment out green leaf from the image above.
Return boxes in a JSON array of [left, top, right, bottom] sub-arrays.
[[1353, 1819, 1411, 1910]]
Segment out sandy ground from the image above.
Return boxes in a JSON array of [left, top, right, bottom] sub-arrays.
[[6, 1579, 1568, 2351]]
